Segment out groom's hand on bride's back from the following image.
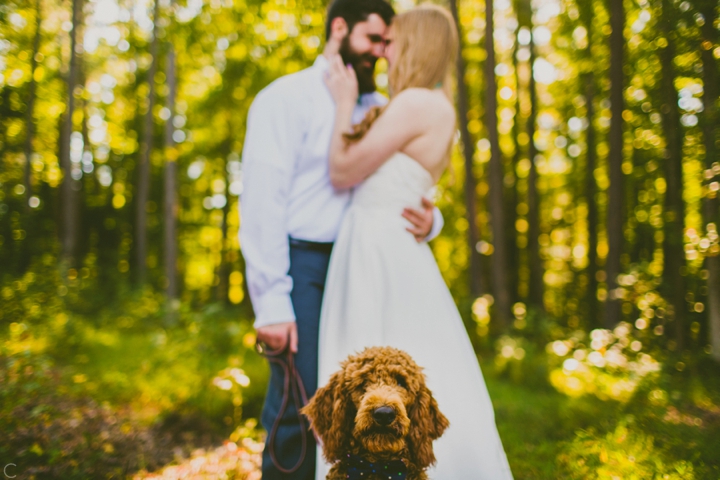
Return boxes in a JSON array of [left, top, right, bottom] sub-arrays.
[[403, 197, 435, 242], [256, 321, 298, 353]]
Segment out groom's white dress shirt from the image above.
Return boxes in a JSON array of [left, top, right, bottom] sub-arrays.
[[240, 55, 443, 328]]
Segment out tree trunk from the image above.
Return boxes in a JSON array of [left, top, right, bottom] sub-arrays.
[[484, 0, 510, 327], [508, 27, 522, 303], [19, 0, 43, 273], [136, 0, 161, 284], [584, 72, 599, 325], [59, 0, 82, 267], [164, 28, 178, 314], [699, 0, 720, 361], [604, 0, 625, 328], [449, 0, 484, 297], [659, 0, 686, 349], [24, 0, 42, 209], [580, 0, 599, 327], [217, 159, 231, 304], [216, 119, 234, 305], [526, 29, 544, 311], [77, 81, 91, 259]]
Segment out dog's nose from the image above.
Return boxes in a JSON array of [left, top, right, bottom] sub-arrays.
[[372, 406, 396, 426]]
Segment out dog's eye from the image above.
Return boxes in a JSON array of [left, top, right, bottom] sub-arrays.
[[395, 375, 407, 389]]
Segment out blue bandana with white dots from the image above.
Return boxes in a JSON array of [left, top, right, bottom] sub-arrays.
[[344, 453, 408, 479]]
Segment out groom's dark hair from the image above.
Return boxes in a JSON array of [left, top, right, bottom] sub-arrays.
[[325, 0, 395, 40]]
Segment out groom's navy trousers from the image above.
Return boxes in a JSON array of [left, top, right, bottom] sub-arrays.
[[260, 239, 332, 480]]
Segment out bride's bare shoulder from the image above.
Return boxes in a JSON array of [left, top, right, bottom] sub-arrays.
[[389, 88, 455, 123]]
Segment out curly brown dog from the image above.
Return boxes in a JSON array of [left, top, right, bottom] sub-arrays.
[[301, 346, 449, 480]]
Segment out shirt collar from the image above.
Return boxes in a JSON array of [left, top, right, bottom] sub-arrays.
[[313, 54, 329, 71]]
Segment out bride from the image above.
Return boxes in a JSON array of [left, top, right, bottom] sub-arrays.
[[316, 5, 513, 479]]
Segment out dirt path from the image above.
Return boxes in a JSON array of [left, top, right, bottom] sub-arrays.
[[133, 438, 263, 480]]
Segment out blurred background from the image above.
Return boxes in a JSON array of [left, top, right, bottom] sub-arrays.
[[1, 0, 719, 477]]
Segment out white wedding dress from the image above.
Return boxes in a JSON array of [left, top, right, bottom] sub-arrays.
[[315, 152, 513, 479]]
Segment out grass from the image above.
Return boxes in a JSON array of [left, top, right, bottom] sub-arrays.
[[486, 364, 614, 479], [1, 290, 271, 478], [3, 279, 720, 479], [486, 359, 720, 479]]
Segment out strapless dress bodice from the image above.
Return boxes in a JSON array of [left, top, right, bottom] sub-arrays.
[[351, 152, 434, 211]]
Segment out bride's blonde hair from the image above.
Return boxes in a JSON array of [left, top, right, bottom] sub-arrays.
[[345, 4, 458, 142]]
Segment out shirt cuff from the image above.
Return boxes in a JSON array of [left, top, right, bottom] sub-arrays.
[[253, 292, 296, 329], [424, 206, 445, 242]]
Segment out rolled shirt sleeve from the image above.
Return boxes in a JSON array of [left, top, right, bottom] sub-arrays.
[[239, 86, 305, 329], [426, 206, 444, 242]]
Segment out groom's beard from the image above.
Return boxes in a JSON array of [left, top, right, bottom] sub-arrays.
[[339, 36, 378, 94]]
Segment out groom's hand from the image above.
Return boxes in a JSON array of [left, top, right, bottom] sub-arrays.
[[403, 197, 435, 242], [256, 322, 298, 353]]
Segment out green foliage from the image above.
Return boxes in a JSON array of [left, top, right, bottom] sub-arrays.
[[558, 421, 696, 479], [487, 351, 720, 479], [547, 322, 662, 401], [488, 369, 616, 479], [0, 326, 177, 478], [0, 272, 268, 478]]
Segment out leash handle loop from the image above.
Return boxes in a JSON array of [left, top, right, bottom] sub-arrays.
[[256, 335, 310, 474]]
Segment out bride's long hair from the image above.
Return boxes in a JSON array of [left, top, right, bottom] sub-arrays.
[[344, 4, 458, 142]]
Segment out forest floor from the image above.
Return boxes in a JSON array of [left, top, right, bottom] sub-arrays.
[[133, 366, 720, 480], [3, 298, 719, 479]]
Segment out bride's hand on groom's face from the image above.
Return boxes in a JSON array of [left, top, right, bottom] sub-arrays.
[[324, 54, 358, 107]]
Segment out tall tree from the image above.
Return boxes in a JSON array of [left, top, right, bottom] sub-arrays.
[[584, 71, 599, 324], [450, 0, 484, 297], [23, 0, 42, 209], [525, 16, 544, 311], [484, 0, 510, 326], [163, 10, 179, 311], [658, 0, 687, 349], [698, 0, 720, 360], [509, 1, 527, 304], [580, 0, 599, 326], [604, 0, 625, 327], [136, 0, 161, 284], [216, 122, 233, 304], [59, 0, 83, 266], [217, 168, 232, 304], [512, 0, 544, 310], [508, 31, 521, 303]]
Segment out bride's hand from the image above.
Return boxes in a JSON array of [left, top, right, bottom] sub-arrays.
[[324, 54, 358, 108]]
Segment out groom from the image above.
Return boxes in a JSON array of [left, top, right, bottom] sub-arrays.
[[239, 0, 443, 478]]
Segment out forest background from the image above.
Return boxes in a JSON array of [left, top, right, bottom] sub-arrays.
[[1, 0, 720, 477]]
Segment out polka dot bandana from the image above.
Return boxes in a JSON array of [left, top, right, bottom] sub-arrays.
[[344, 453, 408, 479]]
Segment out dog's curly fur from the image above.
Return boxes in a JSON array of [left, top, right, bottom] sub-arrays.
[[302, 347, 449, 480]]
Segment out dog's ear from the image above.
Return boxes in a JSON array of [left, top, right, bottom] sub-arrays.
[[301, 371, 338, 441], [407, 384, 449, 469], [301, 369, 354, 463]]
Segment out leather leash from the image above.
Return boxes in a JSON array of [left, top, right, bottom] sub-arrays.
[[256, 337, 312, 473]]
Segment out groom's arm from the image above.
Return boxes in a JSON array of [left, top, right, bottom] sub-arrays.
[[239, 87, 303, 350]]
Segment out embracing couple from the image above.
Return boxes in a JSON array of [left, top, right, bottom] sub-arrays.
[[240, 0, 513, 478]]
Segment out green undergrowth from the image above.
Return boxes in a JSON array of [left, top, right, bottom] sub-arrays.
[[485, 356, 720, 479], [3, 268, 720, 479], [0, 288, 268, 479]]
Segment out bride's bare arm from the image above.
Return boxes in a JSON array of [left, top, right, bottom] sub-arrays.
[[324, 55, 430, 189], [330, 92, 429, 188]]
